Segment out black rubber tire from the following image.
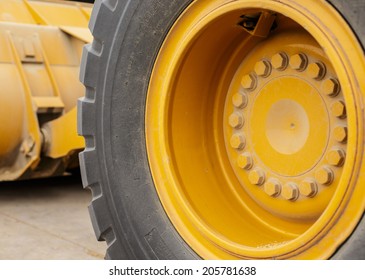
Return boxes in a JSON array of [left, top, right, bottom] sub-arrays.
[[78, 0, 365, 259], [78, 0, 197, 260]]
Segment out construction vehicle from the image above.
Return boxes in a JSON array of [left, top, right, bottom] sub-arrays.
[[78, 0, 365, 259], [0, 0, 92, 181]]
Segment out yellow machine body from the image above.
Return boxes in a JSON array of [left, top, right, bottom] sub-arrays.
[[0, 0, 91, 180]]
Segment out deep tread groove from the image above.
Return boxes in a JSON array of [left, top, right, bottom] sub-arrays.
[[87, 182, 102, 199]]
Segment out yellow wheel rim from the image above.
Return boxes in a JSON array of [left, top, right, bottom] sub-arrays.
[[146, 0, 365, 259]]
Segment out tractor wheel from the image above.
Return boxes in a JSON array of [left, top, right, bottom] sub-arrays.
[[79, 0, 365, 259]]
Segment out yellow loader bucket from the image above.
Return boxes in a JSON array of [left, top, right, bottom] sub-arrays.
[[0, 0, 91, 180]]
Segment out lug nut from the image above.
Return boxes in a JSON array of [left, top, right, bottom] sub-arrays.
[[229, 113, 244, 129], [264, 179, 281, 197], [254, 60, 272, 77], [271, 52, 288, 71], [237, 152, 253, 170], [315, 166, 334, 185], [307, 62, 326, 80], [327, 148, 346, 167], [241, 73, 257, 91], [331, 101, 346, 119], [232, 92, 248, 108], [289, 53, 308, 71], [248, 168, 265, 186], [282, 183, 299, 201], [230, 134, 246, 150], [333, 126, 348, 143], [323, 78, 341, 97], [299, 179, 318, 198]]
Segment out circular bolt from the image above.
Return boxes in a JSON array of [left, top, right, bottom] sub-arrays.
[[232, 92, 248, 108], [282, 183, 299, 201], [289, 53, 308, 71], [271, 52, 288, 71], [327, 148, 346, 167], [333, 126, 348, 143], [315, 166, 334, 185], [241, 73, 257, 91], [237, 152, 253, 170], [307, 62, 326, 80], [264, 179, 281, 197], [230, 134, 246, 150], [248, 168, 265, 186], [299, 179, 318, 198], [229, 113, 244, 129], [254, 60, 272, 77], [331, 101, 346, 119], [323, 78, 341, 97]]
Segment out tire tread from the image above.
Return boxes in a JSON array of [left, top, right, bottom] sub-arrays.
[[78, 0, 123, 259]]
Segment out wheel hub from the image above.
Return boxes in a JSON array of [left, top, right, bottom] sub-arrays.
[[146, 0, 365, 259], [224, 47, 347, 219]]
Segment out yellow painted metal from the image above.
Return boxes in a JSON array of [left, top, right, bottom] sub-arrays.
[[146, 0, 365, 259], [42, 107, 84, 159], [0, 64, 24, 157], [60, 26, 93, 43], [0, 0, 90, 180], [24, 0, 89, 27]]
